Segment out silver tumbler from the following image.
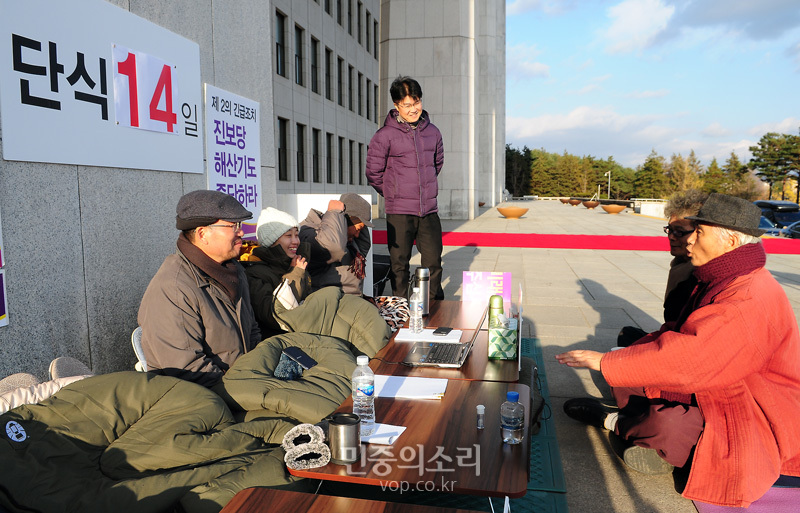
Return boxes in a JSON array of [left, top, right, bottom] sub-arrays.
[[328, 413, 361, 464], [413, 267, 430, 316]]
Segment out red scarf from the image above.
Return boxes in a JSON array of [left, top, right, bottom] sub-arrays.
[[676, 242, 766, 329]]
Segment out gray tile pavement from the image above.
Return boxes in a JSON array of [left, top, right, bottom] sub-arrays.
[[371, 199, 800, 513]]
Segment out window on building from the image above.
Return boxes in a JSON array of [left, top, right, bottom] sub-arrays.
[[348, 65, 354, 111], [337, 0, 342, 25], [275, 12, 286, 77], [373, 20, 379, 59], [325, 0, 331, 15], [358, 142, 364, 185], [325, 48, 333, 100], [366, 78, 371, 120], [326, 132, 334, 183], [312, 128, 321, 183], [338, 136, 345, 184], [337, 57, 344, 106], [357, 72, 363, 116], [357, 2, 363, 45], [374, 83, 379, 123], [278, 118, 289, 181], [349, 140, 355, 184], [296, 123, 306, 182], [310, 37, 320, 94], [366, 11, 371, 53], [294, 25, 304, 86], [348, 0, 353, 35]]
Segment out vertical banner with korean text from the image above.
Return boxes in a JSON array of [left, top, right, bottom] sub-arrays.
[[0, 210, 5, 327], [0, 270, 7, 327], [204, 84, 261, 239], [0, 210, 4, 268]]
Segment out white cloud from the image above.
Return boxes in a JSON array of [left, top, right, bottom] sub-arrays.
[[505, 106, 757, 167], [702, 122, 731, 138], [748, 117, 800, 136], [507, 105, 657, 139], [602, 0, 676, 54], [507, 43, 551, 79], [667, 0, 800, 41], [625, 89, 670, 99], [574, 84, 600, 95]]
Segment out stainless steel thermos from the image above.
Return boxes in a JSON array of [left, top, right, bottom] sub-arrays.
[[413, 267, 430, 316]]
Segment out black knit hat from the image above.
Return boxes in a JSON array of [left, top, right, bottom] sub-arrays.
[[175, 190, 253, 230], [685, 193, 765, 237]]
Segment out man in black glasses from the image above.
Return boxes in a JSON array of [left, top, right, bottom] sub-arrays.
[[138, 190, 262, 388], [617, 190, 708, 347]]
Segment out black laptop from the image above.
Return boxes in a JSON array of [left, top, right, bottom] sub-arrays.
[[403, 306, 487, 368]]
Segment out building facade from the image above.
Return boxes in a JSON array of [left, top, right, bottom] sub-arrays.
[[270, 0, 381, 216]]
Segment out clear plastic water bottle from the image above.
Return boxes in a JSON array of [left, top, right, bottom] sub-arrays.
[[501, 391, 524, 444], [409, 287, 424, 333], [352, 355, 375, 436]]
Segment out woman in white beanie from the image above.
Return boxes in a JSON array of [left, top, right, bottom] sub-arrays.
[[241, 207, 312, 337]]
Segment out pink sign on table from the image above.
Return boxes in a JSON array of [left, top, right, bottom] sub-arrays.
[[462, 271, 511, 302]]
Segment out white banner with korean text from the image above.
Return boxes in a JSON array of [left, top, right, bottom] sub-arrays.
[[0, 0, 202, 173], [204, 84, 261, 239]]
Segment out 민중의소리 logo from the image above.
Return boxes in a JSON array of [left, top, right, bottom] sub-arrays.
[[6, 420, 27, 442]]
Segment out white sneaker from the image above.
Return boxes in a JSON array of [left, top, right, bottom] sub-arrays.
[[49, 357, 92, 380]]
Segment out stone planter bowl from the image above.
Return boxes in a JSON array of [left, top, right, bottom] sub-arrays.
[[559, 198, 570, 204], [497, 206, 529, 219], [601, 204, 626, 214], [582, 200, 600, 209], [567, 199, 582, 206]]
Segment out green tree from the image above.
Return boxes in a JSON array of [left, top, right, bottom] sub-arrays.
[[750, 132, 797, 199], [505, 144, 532, 197], [667, 151, 702, 192], [633, 150, 669, 198], [528, 148, 559, 196], [702, 158, 725, 194]]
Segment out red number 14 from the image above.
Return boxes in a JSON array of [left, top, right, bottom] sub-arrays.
[[116, 51, 176, 133]]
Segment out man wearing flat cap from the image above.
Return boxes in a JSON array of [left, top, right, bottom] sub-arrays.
[[138, 190, 262, 388], [299, 193, 374, 295], [557, 194, 800, 507]]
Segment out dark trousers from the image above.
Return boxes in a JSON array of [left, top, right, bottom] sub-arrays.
[[612, 386, 704, 468], [386, 212, 444, 301]]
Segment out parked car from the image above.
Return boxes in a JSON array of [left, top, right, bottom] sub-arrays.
[[760, 216, 788, 237], [753, 200, 800, 228], [782, 220, 800, 239]]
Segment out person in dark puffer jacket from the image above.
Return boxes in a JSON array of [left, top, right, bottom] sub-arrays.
[[242, 207, 312, 338], [366, 76, 444, 301]]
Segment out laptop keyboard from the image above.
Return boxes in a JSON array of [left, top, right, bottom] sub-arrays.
[[424, 343, 462, 364]]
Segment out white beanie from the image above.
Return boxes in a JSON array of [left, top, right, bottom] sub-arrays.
[[256, 207, 298, 247]]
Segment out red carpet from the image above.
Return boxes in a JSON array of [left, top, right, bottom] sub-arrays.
[[372, 231, 800, 254]]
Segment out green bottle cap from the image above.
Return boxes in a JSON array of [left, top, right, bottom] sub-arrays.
[[489, 295, 504, 310]]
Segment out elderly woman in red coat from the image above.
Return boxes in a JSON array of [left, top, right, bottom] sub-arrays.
[[557, 194, 800, 508]]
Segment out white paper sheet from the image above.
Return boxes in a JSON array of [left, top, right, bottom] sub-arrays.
[[361, 423, 407, 444], [394, 328, 463, 343], [374, 375, 448, 399]]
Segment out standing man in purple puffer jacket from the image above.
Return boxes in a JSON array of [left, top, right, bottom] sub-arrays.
[[366, 76, 445, 301]]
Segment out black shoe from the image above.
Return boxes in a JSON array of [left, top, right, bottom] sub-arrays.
[[608, 432, 674, 475], [563, 397, 618, 429]]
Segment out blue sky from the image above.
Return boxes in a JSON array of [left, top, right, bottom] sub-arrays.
[[505, 0, 800, 169]]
